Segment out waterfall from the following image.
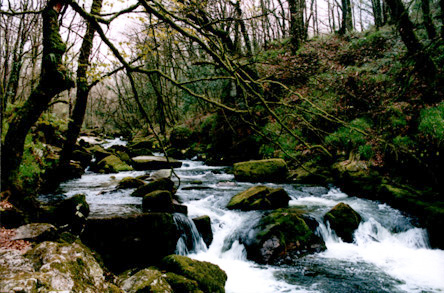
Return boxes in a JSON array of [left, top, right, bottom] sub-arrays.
[[173, 213, 207, 255]]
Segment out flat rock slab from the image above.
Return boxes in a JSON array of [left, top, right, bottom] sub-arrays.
[[132, 156, 182, 170], [12, 223, 57, 242]]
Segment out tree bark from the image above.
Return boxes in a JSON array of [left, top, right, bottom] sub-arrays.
[[339, 0, 353, 34], [59, 0, 103, 169], [1, 1, 74, 192], [421, 0, 436, 40]]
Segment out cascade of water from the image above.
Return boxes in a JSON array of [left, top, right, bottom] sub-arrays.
[[173, 213, 207, 255]]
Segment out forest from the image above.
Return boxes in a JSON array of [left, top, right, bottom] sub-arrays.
[[1, 0, 444, 291]]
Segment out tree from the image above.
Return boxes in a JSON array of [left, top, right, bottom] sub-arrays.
[[1, 0, 74, 194], [420, 0, 436, 40], [58, 0, 103, 170], [339, 0, 353, 34]]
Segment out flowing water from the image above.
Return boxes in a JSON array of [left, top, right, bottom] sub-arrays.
[[40, 141, 444, 293]]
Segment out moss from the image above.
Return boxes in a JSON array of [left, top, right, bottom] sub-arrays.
[[227, 186, 290, 211], [131, 178, 175, 197], [142, 190, 174, 213], [117, 177, 146, 189], [161, 255, 227, 293], [97, 155, 133, 173], [119, 268, 172, 293], [233, 158, 288, 182], [247, 208, 326, 264], [164, 272, 203, 293], [324, 202, 362, 243]]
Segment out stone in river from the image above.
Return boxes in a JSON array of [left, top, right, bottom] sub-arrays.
[[132, 156, 182, 170]]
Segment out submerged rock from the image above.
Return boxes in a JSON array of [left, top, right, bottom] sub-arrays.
[[119, 268, 173, 293], [81, 213, 179, 272], [245, 208, 326, 265], [116, 177, 146, 189], [96, 155, 133, 173], [192, 215, 213, 247], [227, 186, 290, 211], [142, 190, 175, 213], [161, 255, 227, 293], [132, 156, 182, 170], [324, 202, 362, 243], [131, 178, 175, 197], [233, 158, 288, 182], [0, 241, 113, 292]]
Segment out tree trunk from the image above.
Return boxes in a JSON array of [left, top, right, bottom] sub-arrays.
[[421, 0, 436, 40], [289, 0, 305, 53], [339, 0, 353, 34], [59, 0, 103, 169], [372, 0, 383, 27], [385, 0, 439, 98], [1, 2, 74, 192], [440, 0, 444, 39]]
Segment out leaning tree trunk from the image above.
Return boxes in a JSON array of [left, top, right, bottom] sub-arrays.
[[59, 0, 103, 170], [1, 1, 74, 193]]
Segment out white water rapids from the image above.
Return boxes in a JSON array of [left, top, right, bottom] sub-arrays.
[[40, 146, 444, 293]]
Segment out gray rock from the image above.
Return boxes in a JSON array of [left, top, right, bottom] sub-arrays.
[[12, 223, 57, 242]]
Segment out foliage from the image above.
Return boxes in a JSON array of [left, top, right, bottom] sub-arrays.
[[325, 118, 372, 152], [418, 103, 444, 141]]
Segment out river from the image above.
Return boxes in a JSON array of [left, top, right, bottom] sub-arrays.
[[40, 141, 444, 293]]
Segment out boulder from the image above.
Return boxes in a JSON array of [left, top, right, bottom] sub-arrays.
[[131, 178, 175, 197], [245, 208, 326, 265], [161, 255, 227, 293], [142, 190, 175, 213], [331, 159, 381, 196], [0, 241, 113, 292], [119, 268, 173, 293], [81, 213, 179, 272], [116, 177, 146, 190], [192, 215, 213, 247], [43, 193, 89, 234], [227, 186, 290, 211], [132, 156, 182, 170], [324, 202, 362, 243], [12, 223, 58, 242], [86, 144, 112, 162], [96, 155, 133, 173], [72, 149, 93, 169], [127, 139, 155, 156], [150, 169, 173, 180], [164, 272, 202, 293], [233, 159, 288, 182], [170, 125, 193, 149]]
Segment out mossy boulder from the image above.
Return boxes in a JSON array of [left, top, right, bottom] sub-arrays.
[[324, 202, 362, 243], [161, 255, 227, 293], [96, 155, 133, 173], [150, 169, 173, 180], [127, 139, 155, 156], [86, 144, 112, 162], [164, 272, 203, 293], [331, 160, 381, 196], [227, 186, 290, 211], [119, 268, 173, 293], [0, 241, 113, 292], [170, 125, 194, 149], [245, 208, 326, 265], [289, 161, 332, 185], [132, 155, 182, 170], [131, 178, 175, 197], [81, 213, 179, 272], [142, 190, 175, 213], [192, 215, 213, 247], [116, 177, 146, 189], [233, 159, 288, 182]]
